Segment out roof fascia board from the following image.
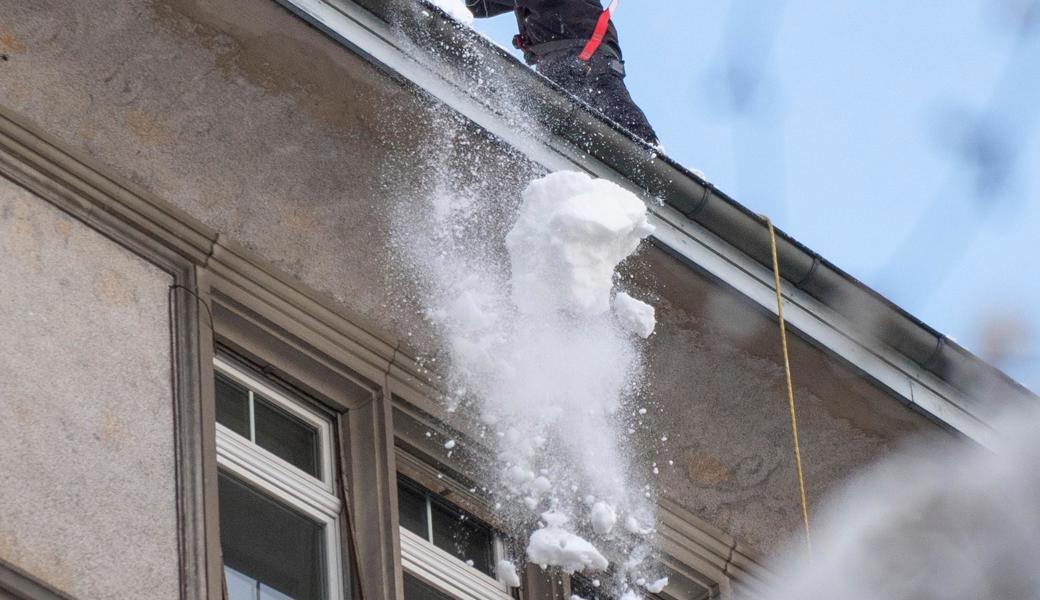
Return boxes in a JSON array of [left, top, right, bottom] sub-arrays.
[[275, 0, 1001, 444], [650, 202, 993, 443], [274, 0, 580, 173]]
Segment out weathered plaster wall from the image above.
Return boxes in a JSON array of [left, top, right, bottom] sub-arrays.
[[0, 0, 539, 338], [0, 0, 949, 562], [0, 178, 179, 599], [628, 248, 950, 556]]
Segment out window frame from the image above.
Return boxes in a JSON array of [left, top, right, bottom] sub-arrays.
[[396, 477, 514, 600], [214, 356, 346, 600], [400, 527, 513, 600], [215, 355, 336, 490]]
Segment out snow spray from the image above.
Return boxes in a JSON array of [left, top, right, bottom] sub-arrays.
[[392, 167, 666, 596], [764, 406, 1040, 600]]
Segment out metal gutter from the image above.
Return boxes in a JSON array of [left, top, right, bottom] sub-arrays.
[[278, 0, 1037, 444]]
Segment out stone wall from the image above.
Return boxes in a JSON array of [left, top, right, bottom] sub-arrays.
[[631, 247, 947, 556], [0, 178, 180, 599]]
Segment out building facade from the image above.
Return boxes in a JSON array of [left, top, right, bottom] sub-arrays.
[[0, 1, 1032, 599]]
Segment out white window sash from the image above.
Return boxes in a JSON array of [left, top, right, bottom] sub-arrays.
[[214, 355, 336, 491], [400, 527, 514, 600], [215, 358, 346, 600]]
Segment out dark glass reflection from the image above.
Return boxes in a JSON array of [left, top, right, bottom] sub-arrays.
[[403, 573, 455, 600], [219, 472, 326, 600], [571, 574, 611, 600], [430, 499, 494, 577], [254, 396, 320, 477], [397, 476, 496, 578], [397, 481, 429, 538], [216, 373, 250, 438]]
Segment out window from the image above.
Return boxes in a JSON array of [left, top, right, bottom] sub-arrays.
[[397, 476, 514, 600], [215, 356, 345, 600], [398, 477, 495, 576]]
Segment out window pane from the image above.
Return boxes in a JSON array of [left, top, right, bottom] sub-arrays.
[[216, 373, 251, 439], [397, 480, 429, 539], [260, 584, 297, 600], [253, 396, 320, 477], [219, 472, 327, 600], [430, 500, 494, 577], [571, 574, 611, 600], [226, 566, 259, 600], [403, 572, 455, 600]]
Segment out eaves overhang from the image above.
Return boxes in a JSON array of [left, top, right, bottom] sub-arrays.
[[277, 0, 1037, 445]]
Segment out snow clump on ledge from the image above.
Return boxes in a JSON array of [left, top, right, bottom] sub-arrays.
[[506, 171, 655, 317]]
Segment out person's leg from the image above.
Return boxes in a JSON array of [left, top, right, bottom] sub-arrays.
[[536, 50, 658, 145], [587, 69, 658, 144]]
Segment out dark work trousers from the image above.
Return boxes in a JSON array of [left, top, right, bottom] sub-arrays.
[[535, 48, 659, 145]]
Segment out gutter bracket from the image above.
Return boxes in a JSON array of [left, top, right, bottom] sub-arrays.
[[794, 254, 822, 288], [922, 335, 948, 372], [682, 181, 715, 220]]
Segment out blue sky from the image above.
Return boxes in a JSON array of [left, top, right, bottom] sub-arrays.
[[472, 1, 1040, 393]]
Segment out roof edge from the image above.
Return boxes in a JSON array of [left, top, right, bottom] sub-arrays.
[[278, 0, 1037, 442]]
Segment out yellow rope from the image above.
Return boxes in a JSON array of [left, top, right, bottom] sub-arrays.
[[765, 217, 813, 559]]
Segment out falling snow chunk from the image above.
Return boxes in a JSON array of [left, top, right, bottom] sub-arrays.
[[542, 511, 569, 527], [645, 577, 669, 593], [424, 0, 474, 24], [613, 292, 656, 338], [497, 560, 521, 587], [527, 527, 609, 574], [529, 476, 552, 496], [527, 512, 609, 574], [625, 515, 654, 536], [506, 171, 655, 316], [446, 288, 496, 334], [506, 465, 535, 487], [590, 501, 618, 535]]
